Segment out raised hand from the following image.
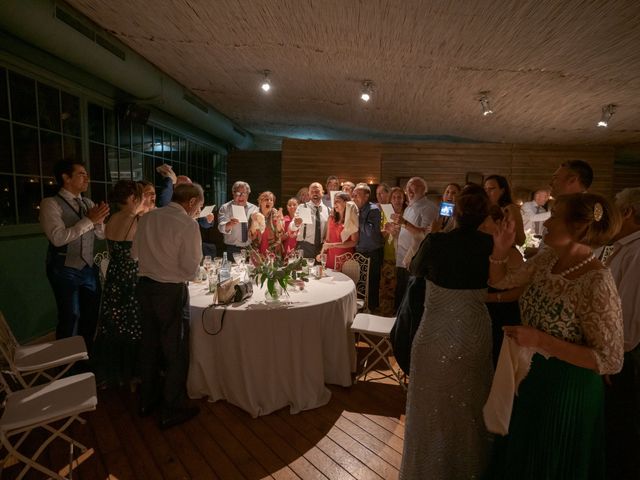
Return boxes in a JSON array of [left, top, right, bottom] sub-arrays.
[[88, 201, 110, 224], [493, 215, 516, 256]]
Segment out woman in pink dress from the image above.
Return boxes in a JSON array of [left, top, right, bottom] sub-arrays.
[[252, 191, 285, 256], [320, 192, 359, 269], [281, 197, 299, 255]]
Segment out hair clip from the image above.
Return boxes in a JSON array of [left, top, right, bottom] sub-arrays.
[[593, 202, 603, 222]]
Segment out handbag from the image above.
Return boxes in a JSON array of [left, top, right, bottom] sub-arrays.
[[216, 278, 253, 304]]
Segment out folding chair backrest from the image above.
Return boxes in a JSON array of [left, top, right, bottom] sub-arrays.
[[0, 312, 18, 366], [94, 251, 110, 285], [341, 259, 360, 285], [335, 253, 370, 309]]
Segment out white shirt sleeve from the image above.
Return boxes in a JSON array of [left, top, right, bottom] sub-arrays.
[[39, 197, 96, 247]]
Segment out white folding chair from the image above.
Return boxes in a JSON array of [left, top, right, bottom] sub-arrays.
[[0, 371, 97, 480], [0, 312, 88, 389], [351, 313, 406, 390], [334, 252, 370, 312], [93, 251, 110, 287]]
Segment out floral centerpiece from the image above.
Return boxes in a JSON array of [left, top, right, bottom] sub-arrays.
[[248, 249, 308, 300]]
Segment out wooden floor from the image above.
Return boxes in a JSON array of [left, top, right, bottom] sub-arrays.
[[3, 372, 407, 480]]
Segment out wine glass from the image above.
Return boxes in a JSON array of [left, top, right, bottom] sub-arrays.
[[305, 257, 315, 269], [319, 253, 327, 271], [203, 255, 213, 273]]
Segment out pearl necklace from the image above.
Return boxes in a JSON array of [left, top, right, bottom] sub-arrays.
[[555, 253, 596, 277]]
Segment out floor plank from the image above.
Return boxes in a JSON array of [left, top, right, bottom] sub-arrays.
[[1, 374, 406, 480]]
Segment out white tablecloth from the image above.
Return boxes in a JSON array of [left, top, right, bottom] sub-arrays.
[[187, 271, 357, 417]]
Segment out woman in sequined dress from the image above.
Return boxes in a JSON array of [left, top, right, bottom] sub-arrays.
[[400, 184, 494, 479], [487, 193, 623, 479], [94, 180, 145, 387]]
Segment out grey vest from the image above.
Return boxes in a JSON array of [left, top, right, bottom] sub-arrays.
[[48, 195, 95, 269]]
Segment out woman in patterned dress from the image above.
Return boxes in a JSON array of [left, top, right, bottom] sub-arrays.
[[488, 192, 624, 479], [400, 184, 494, 479], [252, 191, 285, 256], [94, 180, 145, 387]]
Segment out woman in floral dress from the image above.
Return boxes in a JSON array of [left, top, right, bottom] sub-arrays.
[[488, 192, 623, 479], [94, 180, 145, 387]]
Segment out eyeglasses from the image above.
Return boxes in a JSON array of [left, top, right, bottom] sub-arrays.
[[234, 191, 248, 197]]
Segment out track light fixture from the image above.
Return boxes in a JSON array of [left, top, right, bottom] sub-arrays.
[[597, 104, 616, 128], [260, 70, 271, 93], [361, 81, 373, 102], [479, 93, 493, 116]]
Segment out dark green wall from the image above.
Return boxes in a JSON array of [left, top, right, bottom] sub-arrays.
[[0, 234, 57, 341]]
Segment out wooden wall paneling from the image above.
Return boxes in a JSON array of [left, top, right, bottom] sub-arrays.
[[227, 150, 282, 205], [281, 139, 381, 200], [511, 145, 615, 198]]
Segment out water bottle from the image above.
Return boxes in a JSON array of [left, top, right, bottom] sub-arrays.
[[218, 252, 231, 283]]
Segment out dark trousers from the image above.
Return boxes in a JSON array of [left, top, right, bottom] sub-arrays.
[[358, 247, 383, 310], [394, 266, 410, 312], [606, 344, 640, 480], [46, 257, 100, 353], [137, 278, 190, 411], [298, 241, 320, 259], [224, 244, 247, 260], [202, 242, 217, 258]]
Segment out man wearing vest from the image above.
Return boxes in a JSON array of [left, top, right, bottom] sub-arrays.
[[39, 159, 109, 352]]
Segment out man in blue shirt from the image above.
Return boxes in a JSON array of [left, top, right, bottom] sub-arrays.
[[352, 183, 384, 311]]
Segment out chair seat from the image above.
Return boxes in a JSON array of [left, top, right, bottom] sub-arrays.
[[351, 313, 396, 337], [14, 336, 88, 373], [0, 373, 97, 433]]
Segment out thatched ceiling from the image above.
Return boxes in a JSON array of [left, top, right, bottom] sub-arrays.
[[66, 0, 640, 146]]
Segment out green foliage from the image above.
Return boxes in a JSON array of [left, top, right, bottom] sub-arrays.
[[249, 249, 308, 298]]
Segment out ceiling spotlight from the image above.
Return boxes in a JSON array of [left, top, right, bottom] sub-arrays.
[[597, 104, 616, 128], [260, 70, 271, 93], [479, 94, 493, 116], [361, 81, 373, 102]]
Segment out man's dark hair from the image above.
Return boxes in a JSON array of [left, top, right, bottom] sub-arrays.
[[53, 159, 85, 187], [562, 159, 593, 189]]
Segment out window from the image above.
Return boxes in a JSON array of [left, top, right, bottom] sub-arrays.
[[0, 64, 227, 226]]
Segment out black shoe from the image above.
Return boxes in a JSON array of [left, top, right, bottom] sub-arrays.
[[158, 406, 200, 430]]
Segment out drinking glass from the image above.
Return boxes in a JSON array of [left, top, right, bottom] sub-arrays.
[[319, 253, 327, 270], [203, 255, 213, 273], [305, 257, 315, 268]]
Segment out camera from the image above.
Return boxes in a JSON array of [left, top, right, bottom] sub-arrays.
[[439, 201, 455, 217]]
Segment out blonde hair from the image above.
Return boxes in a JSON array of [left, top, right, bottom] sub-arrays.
[[556, 193, 621, 247], [258, 191, 276, 205]]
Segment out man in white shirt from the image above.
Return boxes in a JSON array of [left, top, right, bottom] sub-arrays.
[[521, 188, 550, 235], [291, 182, 330, 259], [603, 187, 640, 480], [133, 183, 203, 429], [39, 159, 109, 352], [391, 177, 438, 310], [217, 181, 258, 258]]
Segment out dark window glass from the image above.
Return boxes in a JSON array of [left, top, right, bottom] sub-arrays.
[[38, 83, 61, 132], [104, 108, 116, 146], [43, 177, 57, 198], [16, 176, 41, 224], [60, 92, 80, 136], [88, 103, 104, 142], [119, 119, 131, 149], [118, 149, 132, 180], [178, 138, 186, 162], [142, 124, 153, 154], [132, 122, 143, 152], [107, 147, 119, 182], [63, 135, 81, 161], [153, 128, 163, 152], [89, 143, 106, 181], [40, 131, 63, 177], [142, 154, 154, 183], [90, 182, 107, 204], [0, 175, 16, 226], [0, 121, 12, 174], [13, 125, 39, 175], [9, 72, 37, 126], [132, 153, 143, 181], [0, 68, 8, 120]]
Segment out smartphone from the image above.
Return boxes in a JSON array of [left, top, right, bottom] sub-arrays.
[[439, 201, 455, 217]]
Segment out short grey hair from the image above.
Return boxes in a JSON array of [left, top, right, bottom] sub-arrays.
[[615, 187, 640, 224], [232, 181, 251, 194], [407, 176, 428, 193], [353, 183, 371, 195]]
